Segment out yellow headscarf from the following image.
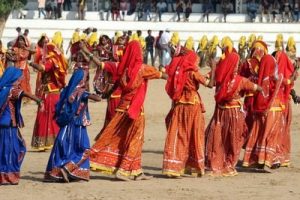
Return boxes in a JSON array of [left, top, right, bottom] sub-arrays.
[[80, 33, 87, 41], [185, 36, 194, 50], [88, 32, 98, 46], [247, 34, 256, 49], [257, 35, 263, 41], [71, 32, 80, 44], [52, 31, 63, 49], [199, 35, 208, 51], [170, 32, 180, 46], [238, 36, 247, 49], [275, 33, 284, 51], [139, 36, 146, 49], [286, 36, 296, 53], [130, 33, 139, 42], [129, 33, 146, 49], [114, 31, 123, 44], [220, 36, 233, 53], [208, 35, 219, 55]]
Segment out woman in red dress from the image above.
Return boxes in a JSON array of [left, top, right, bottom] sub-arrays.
[[90, 41, 166, 181], [162, 45, 215, 178], [243, 41, 286, 171], [205, 50, 261, 176], [29, 42, 67, 151]]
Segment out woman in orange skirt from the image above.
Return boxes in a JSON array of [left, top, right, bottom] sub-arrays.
[[162, 46, 214, 178], [205, 50, 261, 177], [272, 50, 296, 167], [243, 41, 286, 171], [90, 41, 166, 181]]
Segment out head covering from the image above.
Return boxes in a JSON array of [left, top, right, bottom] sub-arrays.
[[208, 35, 219, 55], [275, 51, 294, 104], [275, 33, 284, 51], [0, 67, 23, 109], [238, 36, 246, 48], [247, 34, 256, 49], [199, 35, 208, 51], [165, 50, 198, 101], [253, 54, 279, 112], [71, 31, 81, 44], [257, 35, 263, 41], [251, 40, 268, 60], [88, 31, 98, 46], [52, 31, 63, 49], [184, 36, 194, 51], [286, 36, 296, 53], [13, 35, 29, 48], [170, 32, 180, 46], [55, 69, 84, 126], [215, 52, 242, 103], [117, 41, 145, 119]]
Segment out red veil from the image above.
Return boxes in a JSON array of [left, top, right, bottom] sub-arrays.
[[215, 52, 242, 103], [117, 41, 145, 119], [165, 49, 198, 101], [253, 54, 281, 113], [275, 51, 294, 104]]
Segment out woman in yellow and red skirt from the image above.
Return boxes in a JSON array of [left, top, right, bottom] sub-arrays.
[[90, 41, 166, 181], [162, 44, 215, 178], [205, 50, 260, 177]]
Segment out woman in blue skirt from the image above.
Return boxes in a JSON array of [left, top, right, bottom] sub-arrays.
[[44, 69, 101, 183], [0, 67, 41, 185]]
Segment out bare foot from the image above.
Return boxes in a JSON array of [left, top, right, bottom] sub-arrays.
[[60, 168, 70, 183], [115, 172, 131, 181], [134, 173, 153, 181]]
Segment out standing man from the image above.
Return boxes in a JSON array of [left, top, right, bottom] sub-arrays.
[[144, 30, 155, 66], [159, 29, 171, 68], [56, 0, 64, 19]]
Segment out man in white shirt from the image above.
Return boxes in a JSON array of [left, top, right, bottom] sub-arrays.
[[156, 0, 167, 22], [159, 29, 171, 67]]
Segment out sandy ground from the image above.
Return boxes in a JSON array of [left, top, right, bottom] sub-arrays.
[[1, 68, 300, 200]]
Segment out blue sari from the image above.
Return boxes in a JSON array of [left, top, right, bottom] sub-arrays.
[[0, 67, 25, 185], [45, 69, 91, 182]]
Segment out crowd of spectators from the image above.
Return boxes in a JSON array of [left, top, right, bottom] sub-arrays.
[[32, 0, 300, 22]]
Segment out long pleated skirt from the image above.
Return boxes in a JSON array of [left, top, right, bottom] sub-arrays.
[[90, 111, 145, 178], [162, 103, 205, 177], [44, 122, 90, 181], [0, 127, 26, 185], [243, 110, 285, 168], [31, 93, 60, 151], [205, 106, 248, 176]]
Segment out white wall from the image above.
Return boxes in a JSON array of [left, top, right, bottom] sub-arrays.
[[2, 18, 300, 57]]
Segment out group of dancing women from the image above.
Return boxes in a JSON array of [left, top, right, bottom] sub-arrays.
[[0, 29, 299, 185]]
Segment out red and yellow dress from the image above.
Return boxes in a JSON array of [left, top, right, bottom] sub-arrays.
[[205, 52, 257, 176], [31, 44, 67, 150], [163, 50, 208, 177], [90, 65, 162, 177], [243, 54, 285, 168]]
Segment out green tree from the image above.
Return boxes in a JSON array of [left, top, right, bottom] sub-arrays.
[[0, 0, 27, 36]]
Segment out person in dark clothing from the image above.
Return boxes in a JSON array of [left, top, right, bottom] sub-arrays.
[[144, 30, 155, 66], [176, 0, 184, 22], [63, 0, 72, 11]]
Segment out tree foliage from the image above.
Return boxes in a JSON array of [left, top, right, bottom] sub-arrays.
[[0, 0, 27, 19]]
